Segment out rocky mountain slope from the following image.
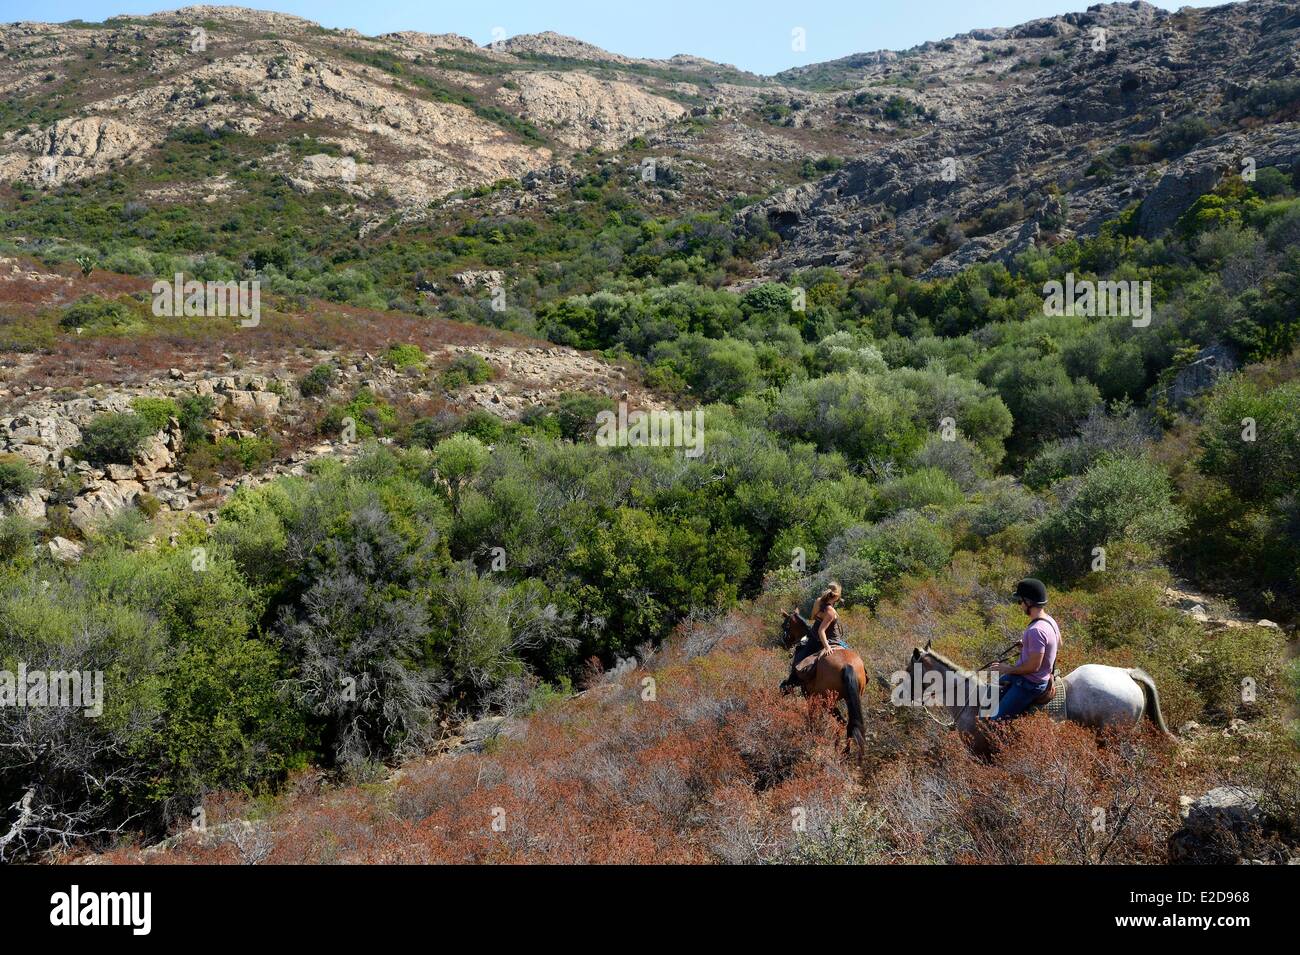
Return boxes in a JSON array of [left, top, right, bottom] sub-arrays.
[[1, 2, 1296, 277], [0, 4, 789, 210], [748, 0, 1300, 276]]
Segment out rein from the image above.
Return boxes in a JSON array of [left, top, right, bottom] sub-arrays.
[[918, 639, 1022, 729]]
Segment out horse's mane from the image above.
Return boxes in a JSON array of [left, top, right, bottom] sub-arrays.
[[918, 646, 975, 679]]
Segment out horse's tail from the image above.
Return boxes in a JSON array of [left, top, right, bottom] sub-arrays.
[[842, 665, 865, 764], [1128, 668, 1175, 740]]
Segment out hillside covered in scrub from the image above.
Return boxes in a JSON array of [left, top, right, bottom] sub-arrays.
[[0, 2, 1297, 863]]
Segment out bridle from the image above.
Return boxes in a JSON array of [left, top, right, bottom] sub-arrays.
[[914, 638, 1023, 729]]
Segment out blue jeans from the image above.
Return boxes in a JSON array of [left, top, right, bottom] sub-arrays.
[[992, 675, 1049, 721]]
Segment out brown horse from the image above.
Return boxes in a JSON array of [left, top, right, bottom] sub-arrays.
[[780, 610, 868, 764]]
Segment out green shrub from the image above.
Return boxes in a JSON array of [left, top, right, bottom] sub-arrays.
[[298, 363, 335, 398], [177, 394, 215, 446], [1197, 376, 1300, 504], [57, 294, 144, 332], [432, 433, 489, 506], [872, 468, 964, 519], [386, 343, 426, 369], [1184, 624, 1287, 722], [95, 505, 152, 545], [548, 393, 616, 442], [136, 492, 163, 519], [129, 397, 179, 433], [960, 478, 1044, 541], [770, 371, 923, 465], [214, 435, 275, 473], [75, 413, 153, 466], [440, 352, 494, 389], [1032, 456, 1185, 580], [458, 409, 506, 444], [323, 389, 396, 438], [0, 513, 35, 565], [0, 453, 37, 499]]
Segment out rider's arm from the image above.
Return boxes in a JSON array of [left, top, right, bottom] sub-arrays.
[[1003, 649, 1043, 676], [815, 609, 835, 652]]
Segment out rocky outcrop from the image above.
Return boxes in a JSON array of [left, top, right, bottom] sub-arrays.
[[1169, 786, 1278, 864], [496, 71, 687, 150], [0, 116, 144, 186], [451, 269, 504, 290], [5, 1, 1291, 270], [0, 371, 281, 532], [0, 337, 656, 542], [493, 32, 642, 66], [0, 414, 81, 466], [1162, 343, 1239, 408], [739, 1, 1300, 274], [69, 480, 140, 534]]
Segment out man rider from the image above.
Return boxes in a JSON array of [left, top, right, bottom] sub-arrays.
[[989, 578, 1061, 721]]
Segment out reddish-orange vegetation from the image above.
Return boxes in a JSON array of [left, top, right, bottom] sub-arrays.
[[94, 589, 1190, 865], [870, 721, 1179, 864], [0, 255, 530, 390]]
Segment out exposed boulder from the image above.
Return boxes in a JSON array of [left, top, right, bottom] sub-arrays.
[[1165, 342, 1238, 407], [46, 536, 84, 563], [134, 432, 175, 481], [453, 269, 505, 290], [0, 414, 81, 466], [1169, 786, 1277, 864], [68, 480, 139, 534]]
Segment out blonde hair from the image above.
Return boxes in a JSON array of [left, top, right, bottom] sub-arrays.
[[812, 581, 842, 618]]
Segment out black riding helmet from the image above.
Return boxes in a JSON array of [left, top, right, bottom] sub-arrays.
[[1012, 578, 1049, 606]]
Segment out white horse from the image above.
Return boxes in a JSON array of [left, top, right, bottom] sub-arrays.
[[907, 642, 1175, 744]]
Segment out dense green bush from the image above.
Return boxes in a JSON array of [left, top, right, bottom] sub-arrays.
[[0, 453, 37, 499], [129, 397, 178, 432], [177, 393, 216, 446], [440, 353, 494, 389], [769, 371, 923, 464], [75, 412, 154, 465], [386, 343, 426, 369], [1032, 456, 1185, 580], [323, 388, 396, 438], [872, 468, 964, 519], [57, 294, 144, 332], [298, 363, 335, 398], [1181, 375, 1300, 614], [1196, 376, 1300, 503]]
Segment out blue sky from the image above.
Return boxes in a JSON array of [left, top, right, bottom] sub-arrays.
[[6, 1, 1233, 75]]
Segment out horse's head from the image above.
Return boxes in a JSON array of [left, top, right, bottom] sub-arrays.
[[780, 610, 807, 650]]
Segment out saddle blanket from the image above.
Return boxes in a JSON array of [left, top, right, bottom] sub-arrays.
[[1040, 678, 1068, 721]]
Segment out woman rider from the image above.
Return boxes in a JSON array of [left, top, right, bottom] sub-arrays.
[[780, 581, 848, 693]]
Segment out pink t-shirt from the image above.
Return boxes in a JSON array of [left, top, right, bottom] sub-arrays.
[[1018, 615, 1060, 684]]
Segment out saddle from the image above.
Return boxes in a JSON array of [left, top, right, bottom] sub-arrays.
[[793, 641, 845, 682], [1027, 671, 1067, 720]]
